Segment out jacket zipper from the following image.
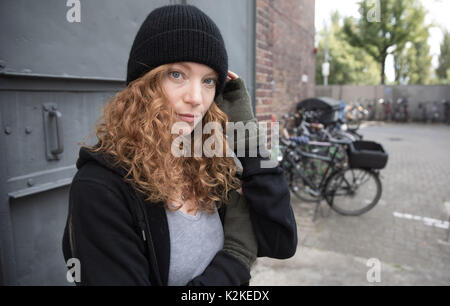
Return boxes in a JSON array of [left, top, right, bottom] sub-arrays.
[[141, 228, 146, 241], [132, 189, 163, 286], [68, 215, 76, 257]]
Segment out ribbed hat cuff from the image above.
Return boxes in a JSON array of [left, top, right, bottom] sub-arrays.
[[128, 29, 228, 98]]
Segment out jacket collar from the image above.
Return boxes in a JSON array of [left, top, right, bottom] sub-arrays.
[[76, 143, 129, 177]]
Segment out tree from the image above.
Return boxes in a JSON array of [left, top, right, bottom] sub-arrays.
[[394, 40, 432, 84], [436, 30, 450, 82], [344, 0, 428, 84], [315, 11, 380, 85], [393, 2, 432, 85]]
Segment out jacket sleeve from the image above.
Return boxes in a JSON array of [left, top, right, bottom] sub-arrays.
[[186, 250, 251, 286], [215, 76, 297, 258], [63, 179, 152, 285], [238, 156, 298, 259]]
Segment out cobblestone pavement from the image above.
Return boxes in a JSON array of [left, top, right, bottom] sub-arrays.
[[250, 122, 450, 285]]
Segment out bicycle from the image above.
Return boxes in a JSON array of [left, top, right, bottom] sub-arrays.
[[443, 100, 450, 125], [279, 125, 387, 221], [344, 102, 368, 131], [392, 98, 409, 123]]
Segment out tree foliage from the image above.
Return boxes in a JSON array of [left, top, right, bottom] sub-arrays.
[[436, 30, 450, 83], [394, 40, 432, 84], [315, 11, 380, 85], [343, 0, 429, 84]]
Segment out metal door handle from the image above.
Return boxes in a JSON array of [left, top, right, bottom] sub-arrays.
[[43, 103, 64, 160], [49, 110, 64, 155]]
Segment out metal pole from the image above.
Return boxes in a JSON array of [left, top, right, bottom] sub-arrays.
[[324, 24, 329, 86]]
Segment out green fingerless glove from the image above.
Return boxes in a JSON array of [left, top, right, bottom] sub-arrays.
[[222, 190, 257, 271], [215, 78, 255, 123], [215, 78, 262, 157]]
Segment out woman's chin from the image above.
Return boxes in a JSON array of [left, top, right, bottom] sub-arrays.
[[179, 127, 193, 135], [174, 116, 202, 135]]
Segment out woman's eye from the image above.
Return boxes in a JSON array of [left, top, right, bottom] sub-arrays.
[[205, 78, 217, 86], [169, 71, 182, 79]]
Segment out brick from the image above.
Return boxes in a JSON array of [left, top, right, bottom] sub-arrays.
[[256, 107, 268, 116], [256, 89, 272, 98], [256, 114, 273, 121], [256, 83, 272, 90], [261, 98, 273, 105]]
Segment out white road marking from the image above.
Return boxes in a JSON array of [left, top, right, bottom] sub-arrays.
[[393, 212, 450, 229]]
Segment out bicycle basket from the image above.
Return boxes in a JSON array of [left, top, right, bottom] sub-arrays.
[[296, 97, 342, 126], [347, 140, 388, 169]]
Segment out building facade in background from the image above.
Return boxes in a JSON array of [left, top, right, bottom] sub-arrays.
[[255, 0, 316, 123]]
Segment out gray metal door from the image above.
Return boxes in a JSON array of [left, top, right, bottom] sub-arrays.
[[0, 0, 255, 285]]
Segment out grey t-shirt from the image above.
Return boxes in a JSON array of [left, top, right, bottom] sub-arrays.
[[165, 204, 224, 286]]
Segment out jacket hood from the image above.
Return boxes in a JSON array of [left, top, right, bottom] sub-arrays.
[[76, 144, 129, 178]]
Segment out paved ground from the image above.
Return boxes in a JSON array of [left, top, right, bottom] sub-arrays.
[[250, 122, 450, 285]]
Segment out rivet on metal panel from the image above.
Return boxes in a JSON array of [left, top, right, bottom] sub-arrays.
[[4, 126, 12, 134], [27, 179, 34, 187], [25, 127, 32, 134]]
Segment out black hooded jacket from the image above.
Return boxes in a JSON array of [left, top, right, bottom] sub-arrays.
[[62, 146, 297, 286]]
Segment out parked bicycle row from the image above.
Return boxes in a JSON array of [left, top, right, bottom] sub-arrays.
[[276, 97, 389, 221], [343, 98, 450, 124]]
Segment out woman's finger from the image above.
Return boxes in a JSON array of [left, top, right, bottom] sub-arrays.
[[228, 70, 239, 79]]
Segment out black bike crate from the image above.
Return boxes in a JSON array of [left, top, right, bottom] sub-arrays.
[[347, 140, 388, 169], [296, 97, 342, 126]]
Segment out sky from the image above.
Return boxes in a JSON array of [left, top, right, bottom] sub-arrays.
[[315, 0, 450, 82]]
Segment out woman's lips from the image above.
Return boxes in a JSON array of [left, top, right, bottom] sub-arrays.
[[177, 113, 196, 123]]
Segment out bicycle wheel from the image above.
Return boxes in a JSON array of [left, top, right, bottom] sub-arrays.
[[289, 166, 321, 202], [279, 146, 316, 202], [324, 168, 381, 216], [291, 145, 347, 203]]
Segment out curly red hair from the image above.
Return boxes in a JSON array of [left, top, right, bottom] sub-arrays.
[[80, 64, 241, 213]]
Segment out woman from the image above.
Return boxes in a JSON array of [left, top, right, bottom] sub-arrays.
[[62, 4, 297, 286]]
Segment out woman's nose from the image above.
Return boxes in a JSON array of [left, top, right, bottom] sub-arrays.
[[183, 81, 202, 106]]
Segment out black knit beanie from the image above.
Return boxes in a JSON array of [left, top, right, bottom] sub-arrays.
[[126, 4, 228, 98]]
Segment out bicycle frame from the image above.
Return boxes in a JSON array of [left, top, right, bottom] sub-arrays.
[[283, 138, 344, 196]]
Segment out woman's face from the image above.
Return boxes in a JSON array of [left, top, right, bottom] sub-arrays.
[[161, 62, 218, 134]]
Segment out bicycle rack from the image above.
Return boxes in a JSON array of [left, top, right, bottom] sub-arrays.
[[312, 197, 331, 222]]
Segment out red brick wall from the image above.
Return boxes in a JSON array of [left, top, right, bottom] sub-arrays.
[[255, 0, 315, 123]]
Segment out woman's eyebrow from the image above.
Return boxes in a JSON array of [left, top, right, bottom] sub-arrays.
[[171, 63, 217, 77], [171, 63, 190, 70], [202, 70, 218, 78], [205, 71, 218, 78]]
